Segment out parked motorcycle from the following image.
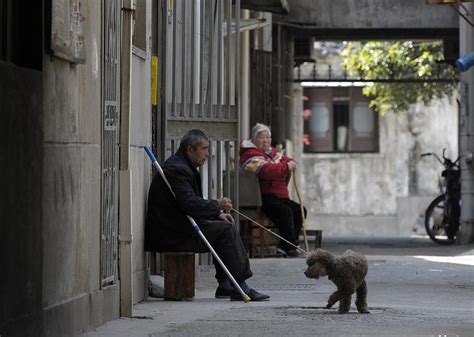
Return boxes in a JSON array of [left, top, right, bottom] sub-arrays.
[[422, 149, 461, 245]]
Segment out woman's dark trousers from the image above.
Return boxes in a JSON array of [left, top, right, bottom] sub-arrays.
[[261, 194, 306, 252]]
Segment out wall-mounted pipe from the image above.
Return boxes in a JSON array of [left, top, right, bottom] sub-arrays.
[[240, 10, 250, 139], [456, 51, 474, 72], [458, 10, 474, 244], [119, 0, 136, 318]]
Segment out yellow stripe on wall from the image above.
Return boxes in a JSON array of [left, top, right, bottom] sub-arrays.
[[151, 55, 158, 106]]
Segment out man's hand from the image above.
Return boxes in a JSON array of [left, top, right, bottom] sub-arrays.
[[218, 213, 234, 223], [217, 197, 233, 210]]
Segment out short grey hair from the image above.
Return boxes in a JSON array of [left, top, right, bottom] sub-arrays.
[[251, 123, 271, 140], [178, 129, 209, 153]]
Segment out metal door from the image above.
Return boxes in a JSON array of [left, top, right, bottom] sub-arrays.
[[100, 0, 121, 287]]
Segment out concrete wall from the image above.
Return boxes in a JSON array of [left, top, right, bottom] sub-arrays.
[[284, 0, 457, 29], [40, 1, 136, 335], [0, 63, 44, 337], [2, 0, 154, 335], [40, 0, 152, 333], [296, 92, 458, 237]]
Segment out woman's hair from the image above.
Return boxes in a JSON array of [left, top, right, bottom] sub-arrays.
[[251, 123, 271, 140], [178, 129, 209, 153]]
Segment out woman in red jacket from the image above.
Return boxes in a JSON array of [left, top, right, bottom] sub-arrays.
[[239, 123, 306, 258]]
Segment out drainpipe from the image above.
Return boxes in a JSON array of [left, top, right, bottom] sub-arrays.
[[459, 6, 474, 244], [240, 9, 250, 139], [119, 0, 136, 317]]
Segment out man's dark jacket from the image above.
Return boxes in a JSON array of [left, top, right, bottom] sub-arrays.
[[145, 150, 221, 252]]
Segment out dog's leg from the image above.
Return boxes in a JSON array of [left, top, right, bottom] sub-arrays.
[[338, 295, 351, 314], [355, 280, 370, 314], [325, 290, 340, 309], [326, 288, 352, 310]]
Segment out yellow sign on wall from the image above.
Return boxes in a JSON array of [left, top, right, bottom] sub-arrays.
[[151, 55, 158, 106]]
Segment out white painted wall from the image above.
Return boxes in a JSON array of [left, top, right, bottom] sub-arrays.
[[296, 92, 458, 236]]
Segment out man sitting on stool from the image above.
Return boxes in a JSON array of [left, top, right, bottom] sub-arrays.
[[145, 129, 270, 301]]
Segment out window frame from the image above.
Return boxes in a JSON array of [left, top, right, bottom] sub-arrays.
[[303, 87, 379, 154], [132, 0, 147, 59]]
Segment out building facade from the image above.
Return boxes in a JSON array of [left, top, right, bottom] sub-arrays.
[[1, 1, 471, 337]]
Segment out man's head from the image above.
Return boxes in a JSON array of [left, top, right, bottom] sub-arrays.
[[251, 123, 271, 151], [179, 129, 209, 167]]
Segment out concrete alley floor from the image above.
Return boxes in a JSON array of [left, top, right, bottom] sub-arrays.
[[83, 236, 474, 337]]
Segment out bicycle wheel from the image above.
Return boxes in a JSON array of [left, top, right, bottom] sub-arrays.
[[424, 194, 456, 245]]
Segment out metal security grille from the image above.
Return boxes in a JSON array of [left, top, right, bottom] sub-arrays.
[[163, 0, 239, 118], [159, 0, 241, 198], [101, 0, 121, 287], [250, 48, 273, 128], [158, 0, 241, 265]]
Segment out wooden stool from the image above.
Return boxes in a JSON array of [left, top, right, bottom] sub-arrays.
[[163, 252, 195, 301], [305, 229, 323, 249]]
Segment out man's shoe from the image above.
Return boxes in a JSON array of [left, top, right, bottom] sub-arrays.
[[215, 287, 234, 299], [230, 288, 270, 301]]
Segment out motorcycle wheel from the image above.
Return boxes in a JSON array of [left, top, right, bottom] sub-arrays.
[[425, 194, 456, 245]]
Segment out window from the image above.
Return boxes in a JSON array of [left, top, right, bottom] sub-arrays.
[[1, 0, 42, 69], [0, 0, 6, 61], [303, 87, 378, 153], [132, 0, 147, 58]]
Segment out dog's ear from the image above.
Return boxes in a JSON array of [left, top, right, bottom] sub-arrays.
[[342, 249, 354, 256], [311, 249, 336, 269], [305, 251, 318, 266]]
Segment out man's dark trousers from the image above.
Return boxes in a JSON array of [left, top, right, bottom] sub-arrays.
[[181, 220, 252, 283]]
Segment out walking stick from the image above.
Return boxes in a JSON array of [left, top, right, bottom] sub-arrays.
[[144, 146, 251, 302], [292, 169, 309, 252]]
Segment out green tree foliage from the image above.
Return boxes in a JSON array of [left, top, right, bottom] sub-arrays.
[[341, 41, 457, 115]]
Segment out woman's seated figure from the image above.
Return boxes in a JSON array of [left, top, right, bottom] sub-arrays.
[[239, 123, 306, 258]]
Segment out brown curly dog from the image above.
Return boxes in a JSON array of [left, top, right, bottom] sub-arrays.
[[304, 248, 370, 314]]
